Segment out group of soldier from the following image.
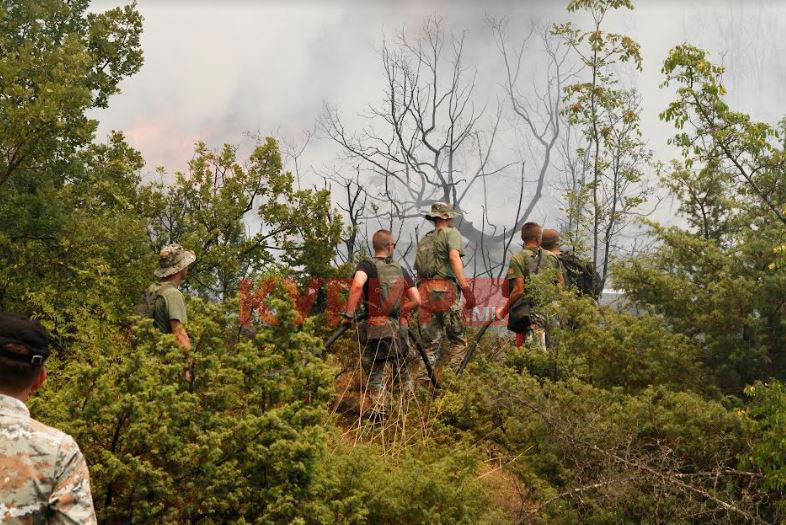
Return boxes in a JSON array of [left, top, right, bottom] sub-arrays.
[[0, 201, 569, 522], [342, 201, 568, 420]]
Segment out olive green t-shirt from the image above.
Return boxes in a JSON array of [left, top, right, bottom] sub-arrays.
[[433, 226, 464, 281], [507, 248, 562, 279], [507, 248, 563, 304], [148, 282, 188, 333]]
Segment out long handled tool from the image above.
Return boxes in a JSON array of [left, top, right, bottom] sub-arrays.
[[324, 322, 352, 350], [324, 313, 369, 350], [324, 317, 439, 389], [407, 328, 439, 389], [457, 320, 495, 375]]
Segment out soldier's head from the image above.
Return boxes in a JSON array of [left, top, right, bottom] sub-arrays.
[[425, 202, 461, 228], [521, 222, 542, 247], [372, 229, 395, 257], [541, 229, 561, 254], [0, 313, 51, 399], [156, 244, 196, 284]]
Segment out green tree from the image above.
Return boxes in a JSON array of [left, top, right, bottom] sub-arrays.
[[0, 0, 145, 322], [553, 0, 651, 287], [615, 47, 786, 393], [0, 0, 142, 188], [140, 139, 343, 301]]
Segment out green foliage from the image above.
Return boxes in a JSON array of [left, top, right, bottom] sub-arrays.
[[325, 445, 507, 524], [32, 298, 336, 523], [549, 291, 704, 393], [660, 44, 786, 227], [553, 0, 652, 284], [0, 0, 142, 188], [743, 382, 786, 499], [615, 48, 786, 394], [141, 139, 343, 300], [437, 360, 762, 523]]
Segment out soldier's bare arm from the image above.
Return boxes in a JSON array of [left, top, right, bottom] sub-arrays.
[[169, 320, 192, 351], [344, 270, 368, 321], [449, 249, 475, 309], [497, 277, 525, 320], [400, 286, 421, 325]]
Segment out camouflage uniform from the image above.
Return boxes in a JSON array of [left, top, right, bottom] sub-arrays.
[[417, 202, 467, 372], [0, 394, 97, 524], [360, 320, 413, 410], [418, 287, 465, 369], [354, 258, 416, 413]]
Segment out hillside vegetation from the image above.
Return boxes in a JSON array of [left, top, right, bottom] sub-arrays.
[[1, 0, 785, 523]]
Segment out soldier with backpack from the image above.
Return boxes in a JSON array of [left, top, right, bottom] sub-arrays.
[[137, 244, 196, 381], [497, 223, 563, 349], [415, 202, 476, 376], [343, 229, 421, 420]]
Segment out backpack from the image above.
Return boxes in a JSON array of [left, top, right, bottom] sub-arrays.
[[365, 258, 407, 319], [558, 252, 603, 299], [414, 230, 442, 279], [134, 283, 168, 318], [507, 248, 544, 333]]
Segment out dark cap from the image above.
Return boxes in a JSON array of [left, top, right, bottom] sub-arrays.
[[0, 313, 51, 367]]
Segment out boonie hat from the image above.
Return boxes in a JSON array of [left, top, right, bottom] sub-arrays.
[[155, 244, 196, 279], [425, 201, 461, 221]]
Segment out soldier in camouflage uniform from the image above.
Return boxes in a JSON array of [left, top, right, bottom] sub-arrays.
[[344, 230, 421, 420], [415, 202, 476, 376], [0, 313, 97, 524]]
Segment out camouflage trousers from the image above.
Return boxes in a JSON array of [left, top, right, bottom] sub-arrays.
[[525, 312, 559, 351], [418, 292, 466, 372], [361, 334, 414, 410]]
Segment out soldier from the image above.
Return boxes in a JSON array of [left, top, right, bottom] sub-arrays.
[[536, 228, 565, 347], [0, 313, 97, 524], [138, 244, 196, 381], [414, 202, 476, 375], [343, 229, 421, 420], [540, 229, 566, 286], [497, 223, 563, 349]]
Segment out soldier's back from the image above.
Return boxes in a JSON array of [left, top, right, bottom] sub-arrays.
[[0, 394, 96, 524]]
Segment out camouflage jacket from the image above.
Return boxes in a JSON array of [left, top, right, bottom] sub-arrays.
[[0, 394, 97, 524]]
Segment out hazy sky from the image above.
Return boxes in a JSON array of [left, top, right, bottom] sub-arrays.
[[90, 0, 786, 230]]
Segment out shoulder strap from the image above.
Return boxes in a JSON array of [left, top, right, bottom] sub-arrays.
[[535, 248, 544, 273], [364, 259, 379, 280]]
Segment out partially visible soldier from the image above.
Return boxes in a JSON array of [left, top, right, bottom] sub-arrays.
[[415, 202, 476, 376], [540, 229, 565, 286], [138, 244, 196, 381], [0, 313, 97, 524], [344, 229, 421, 420], [537, 228, 565, 348]]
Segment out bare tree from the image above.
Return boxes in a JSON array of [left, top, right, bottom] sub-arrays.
[[327, 167, 368, 264], [491, 19, 575, 234], [322, 16, 569, 278], [279, 128, 314, 192]]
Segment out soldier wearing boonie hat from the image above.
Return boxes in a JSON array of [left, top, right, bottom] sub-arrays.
[[137, 244, 196, 381], [414, 202, 476, 377], [0, 313, 97, 524]]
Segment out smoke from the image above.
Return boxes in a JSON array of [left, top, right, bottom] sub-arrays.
[[91, 0, 786, 230]]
